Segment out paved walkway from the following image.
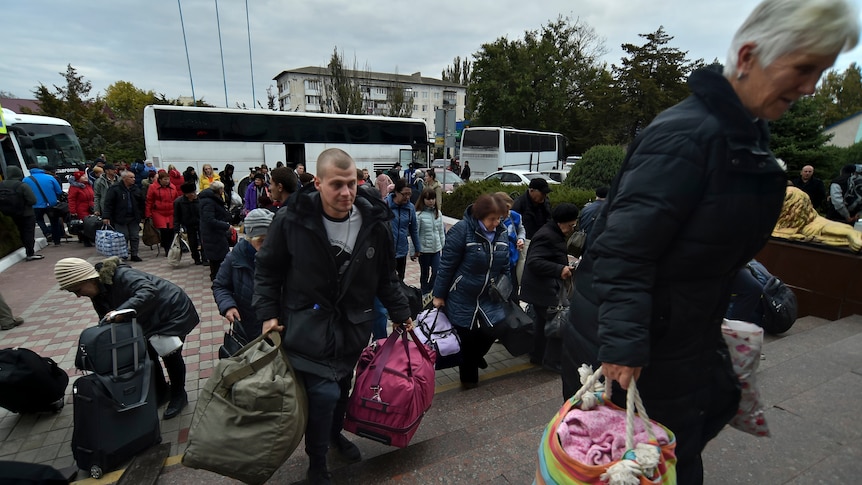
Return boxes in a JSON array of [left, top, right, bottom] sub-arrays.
[[2, 235, 862, 484]]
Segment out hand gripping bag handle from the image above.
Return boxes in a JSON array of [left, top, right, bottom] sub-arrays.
[[220, 331, 284, 390]]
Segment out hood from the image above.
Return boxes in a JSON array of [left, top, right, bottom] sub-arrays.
[[5, 166, 24, 181]]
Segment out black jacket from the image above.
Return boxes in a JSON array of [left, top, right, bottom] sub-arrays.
[[102, 182, 144, 225], [173, 195, 200, 229], [563, 66, 787, 400], [253, 188, 410, 381], [198, 188, 231, 261], [91, 260, 199, 338], [511, 191, 551, 239], [791, 176, 825, 209], [519, 220, 568, 308]]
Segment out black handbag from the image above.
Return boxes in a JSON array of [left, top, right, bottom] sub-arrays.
[[399, 282, 423, 318], [218, 321, 249, 359], [544, 281, 573, 338], [480, 300, 534, 357], [29, 176, 69, 219], [488, 274, 513, 303], [76, 316, 147, 376]]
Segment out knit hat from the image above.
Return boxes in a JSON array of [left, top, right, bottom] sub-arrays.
[[552, 203, 580, 223], [244, 208, 274, 238], [54, 258, 99, 290]]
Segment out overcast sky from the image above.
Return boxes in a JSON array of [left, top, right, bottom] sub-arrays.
[[3, 0, 861, 110]]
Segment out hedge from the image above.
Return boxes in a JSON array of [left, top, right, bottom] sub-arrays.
[[442, 179, 596, 219], [0, 214, 22, 259]]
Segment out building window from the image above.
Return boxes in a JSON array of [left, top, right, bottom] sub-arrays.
[[405, 88, 414, 98], [422, 105, 427, 112], [304, 80, 320, 90], [422, 92, 428, 99], [306, 95, 321, 105], [413, 104, 419, 111], [434, 92, 440, 100]]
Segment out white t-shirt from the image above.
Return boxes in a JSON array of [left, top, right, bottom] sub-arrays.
[[322, 205, 362, 271]]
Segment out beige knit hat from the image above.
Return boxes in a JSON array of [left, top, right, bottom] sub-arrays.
[[54, 258, 99, 290]]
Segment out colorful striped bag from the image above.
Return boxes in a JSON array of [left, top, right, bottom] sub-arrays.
[[535, 366, 677, 485]]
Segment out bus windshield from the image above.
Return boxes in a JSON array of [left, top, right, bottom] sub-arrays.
[[15, 123, 86, 172]]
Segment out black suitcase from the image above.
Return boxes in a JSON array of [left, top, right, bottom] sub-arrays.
[[82, 215, 102, 242], [75, 316, 147, 375], [0, 461, 69, 484], [0, 348, 68, 414], [72, 359, 161, 479]]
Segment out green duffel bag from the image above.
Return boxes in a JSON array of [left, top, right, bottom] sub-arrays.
[[182, 331, 307, 485]]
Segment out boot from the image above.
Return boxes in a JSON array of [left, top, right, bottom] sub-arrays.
[[162, 351, 187, 419]]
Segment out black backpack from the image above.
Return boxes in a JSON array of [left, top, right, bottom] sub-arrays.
[[747, 260, 798, 334], [0, 181, 25, 216]]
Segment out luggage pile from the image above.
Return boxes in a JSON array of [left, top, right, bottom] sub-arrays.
[[0, 348, 68, 414], [72, 309, 161, 479]]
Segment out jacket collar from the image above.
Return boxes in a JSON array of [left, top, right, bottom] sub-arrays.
[[688, 65, 770, 145]]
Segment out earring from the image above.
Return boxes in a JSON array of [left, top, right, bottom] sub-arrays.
[[737, 71, 747, 80]]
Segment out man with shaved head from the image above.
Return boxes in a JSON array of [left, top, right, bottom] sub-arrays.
[[254, 148, 413, 484], [792, 164, 825, 209]]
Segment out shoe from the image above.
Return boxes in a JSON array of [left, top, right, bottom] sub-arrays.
[[306, 465, 332, 485], [194, 260, 203, 265], [12, 317, 23, 328], [83, 241, 93, 247], [53, 243, 61, 247], [330, 433, 362, 463], [130, 255, 143, 262], [163, 391, 187, 419], [63, 233, 73, 238], [25, 255, 44, 261], [461, 381, 479, 390], [478, 357, 489, 369]]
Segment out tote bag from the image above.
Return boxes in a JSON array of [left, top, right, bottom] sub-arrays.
[[536, 366, 677, 485], [182, 332, 308, 485], [95, 225, 129, 258]]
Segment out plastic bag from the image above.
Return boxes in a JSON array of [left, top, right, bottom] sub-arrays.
[[722, 318, 770, 437]]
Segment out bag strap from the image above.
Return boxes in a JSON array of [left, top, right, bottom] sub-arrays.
[[367, 328, 433, 390], [29, 175, 50, 205], [221, 331, 283, 389]]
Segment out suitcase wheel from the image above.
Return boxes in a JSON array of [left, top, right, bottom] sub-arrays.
[[90, 465, 103, 479]]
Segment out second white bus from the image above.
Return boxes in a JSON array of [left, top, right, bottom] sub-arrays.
[[459, 127, 566, 179]]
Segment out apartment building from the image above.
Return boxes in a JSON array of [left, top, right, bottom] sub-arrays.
[[272, 67, 466, 139]]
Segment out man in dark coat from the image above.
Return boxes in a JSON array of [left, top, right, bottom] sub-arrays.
[[102, 170, 144, 262], [791, 165, 826, 210], [54, 256, 199, 419], [198, 181, 231, 280], [173, 182, 203, 265], [519, 203, 579, 370], [826, 164, 861, 224], [511, 178, 552, 239], [254, 148, 412, 485], [0, 166, 42, 260]]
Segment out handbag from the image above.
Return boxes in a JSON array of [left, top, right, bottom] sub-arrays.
[[68, 217, 84, 236], [167, 232, 183, 267], [142, 217, 161, 247], [343, 329, 436, 448], [480, 299, 534, 357], [536, 365, 677, 485], [544, 281, 573, 339], [722, 318, 770, 437], [218, 320, 249, 360], [75, 315, 147, 376], [400, 282, 423, 318], [182, 332, 308, 485], [95, 225, 129, 258], [416, 308, 462, 370], [567, 227, 587, 258], [227, 226, 238, 247], [489, 274, 514, 303]]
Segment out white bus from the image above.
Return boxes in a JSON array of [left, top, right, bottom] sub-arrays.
[[0, 108, 87, 186], [143, 105, 429, 176], [459, 127, 566, 178]]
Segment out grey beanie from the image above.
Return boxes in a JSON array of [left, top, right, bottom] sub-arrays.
[[244, 208, 274, 238]]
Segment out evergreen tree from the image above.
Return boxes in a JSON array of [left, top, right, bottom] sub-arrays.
[[770, 96, 839, 175]]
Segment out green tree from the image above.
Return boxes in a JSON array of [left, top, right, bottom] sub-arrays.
[[442, 56, 471, 85], [613, 27, 702, 141], [813, 63, 862, 127], [770, 96, 836, 173], [469, 16, 607, 155], [104, 81, 157, 121], [326, 47, 364, 114], [386, 81, 411, 117], [564, 144, 626, 189]]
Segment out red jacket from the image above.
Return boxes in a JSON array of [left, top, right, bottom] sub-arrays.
[[68, 182, 95, 218], [168, 169, 184, 190], [145, 183, 180, 229]]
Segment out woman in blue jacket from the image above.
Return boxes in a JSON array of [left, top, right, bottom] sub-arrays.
[[432, 194, 509, 388], [212, 209, 274, 341], [387, 178, 420, 280]]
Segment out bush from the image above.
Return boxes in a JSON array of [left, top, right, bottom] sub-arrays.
[[442, 180, 596, 219], [565, 145, 626, 190], [0, 213, 22, 259]]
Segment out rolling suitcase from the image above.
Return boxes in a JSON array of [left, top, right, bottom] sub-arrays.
[[0, 348, 68, 414], [72, 310, 161, 479]]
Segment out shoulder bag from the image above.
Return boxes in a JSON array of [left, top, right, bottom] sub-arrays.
[[29, 176, 68, 219]]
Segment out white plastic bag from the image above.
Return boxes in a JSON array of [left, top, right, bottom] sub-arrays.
[[722, 318, 770, 437]]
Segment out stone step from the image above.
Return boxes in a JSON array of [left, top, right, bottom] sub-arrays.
[[760, 314, 862, 370]]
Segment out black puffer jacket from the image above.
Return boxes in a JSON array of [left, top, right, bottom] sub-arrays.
[[562, 66, 787, 400], [90, 258, 199, 338], [519, 220, 568, 308], [198, 188, 231, 261], [253, 189, 410, 381]]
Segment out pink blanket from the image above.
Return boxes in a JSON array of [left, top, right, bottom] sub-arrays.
[[556, 404, 669, 465]]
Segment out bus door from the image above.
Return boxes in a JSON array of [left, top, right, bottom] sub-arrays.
[[285, 143, 305, 168]]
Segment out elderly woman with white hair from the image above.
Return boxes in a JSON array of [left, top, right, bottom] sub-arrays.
[[198, 180, 232, 281], [561, 1, 859, 482]]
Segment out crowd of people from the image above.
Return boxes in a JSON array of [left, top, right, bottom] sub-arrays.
[[1, 2, 859, 483]]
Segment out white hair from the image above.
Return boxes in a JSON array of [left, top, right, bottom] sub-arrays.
[[210, 181, 225, 191], [724, 0, 860, 77]]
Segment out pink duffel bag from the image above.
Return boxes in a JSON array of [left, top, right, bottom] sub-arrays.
[[343, 329, 436, 448]]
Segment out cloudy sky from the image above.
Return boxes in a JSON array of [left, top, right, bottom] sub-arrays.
[[3, 0, 861, 109]]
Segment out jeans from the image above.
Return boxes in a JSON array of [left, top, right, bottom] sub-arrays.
[[34, 208, 62, 245], [418, 252, 440, 294], [372, 298, 388, 340], [300, 372, 352, 468]]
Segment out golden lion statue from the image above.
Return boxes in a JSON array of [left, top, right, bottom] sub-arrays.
[[773, 186, 862, 252]]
